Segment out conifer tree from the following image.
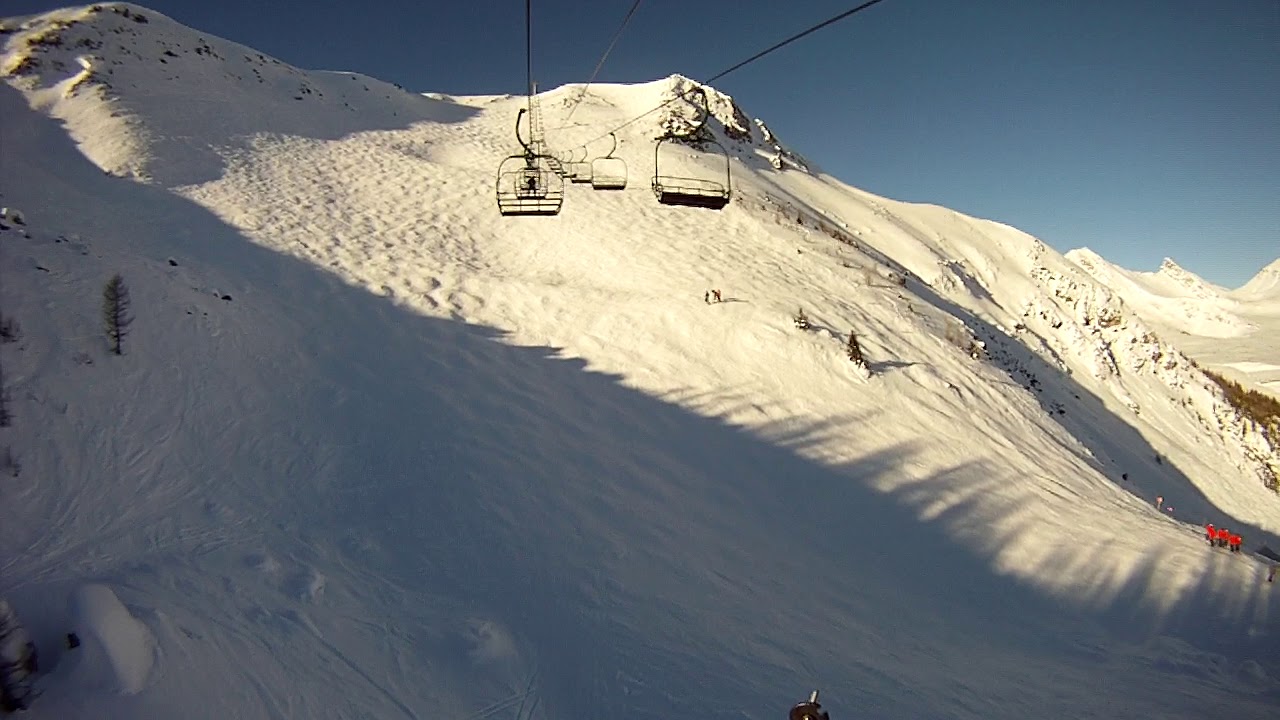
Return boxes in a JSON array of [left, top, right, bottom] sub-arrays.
[[102, 274, 132, 355], [846, 330, 867, 369]]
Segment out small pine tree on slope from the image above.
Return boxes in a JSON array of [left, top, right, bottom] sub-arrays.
[[846, 330, 868, 371], [102, 274, 132, 355]]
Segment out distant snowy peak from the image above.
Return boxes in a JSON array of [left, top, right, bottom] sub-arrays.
[[1067, 249, 1221, 302], [1153, 257, 1223, 300], [1, 2, 462, 186], [1066, 248, 1253, 339], [1236, 258, 1280, 300], [1064, 247, 1115, 278], [1064, 247, 1142, 295]]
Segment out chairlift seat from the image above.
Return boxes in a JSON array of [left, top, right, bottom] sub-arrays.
[[496, 154, 564, 216], [591, 156, 628, 190], [652, 176, 730, 209], [651, 90, 731, 210]]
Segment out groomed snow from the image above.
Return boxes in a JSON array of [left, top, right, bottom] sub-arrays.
[[1, 4, 1278, 719]]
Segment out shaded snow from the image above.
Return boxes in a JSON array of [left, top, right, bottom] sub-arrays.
[[64, 584, 157, 696], [1, 4, 1279, 720]]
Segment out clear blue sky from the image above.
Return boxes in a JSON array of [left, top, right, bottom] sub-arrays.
[[10, 0, 1278, 287]]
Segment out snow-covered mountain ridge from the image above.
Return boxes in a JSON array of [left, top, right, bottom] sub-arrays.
[[1238, 258, 1280, 301], [1, 2, 465, 186], [2, 3, 1279, 719], [1156, 257, 1225, 300], [1066, 249, 1280, 403]]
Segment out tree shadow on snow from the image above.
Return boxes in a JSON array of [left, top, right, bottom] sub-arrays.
[[867, 359, 916, 373]]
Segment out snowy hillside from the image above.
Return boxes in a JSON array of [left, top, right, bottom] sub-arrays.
[[1065, 250, 1254, 338], [2, 4, 1279, 719], [0, 3, 470, 186], [1068, 250, 1280, 400], [1237, 259, 1280, 302]]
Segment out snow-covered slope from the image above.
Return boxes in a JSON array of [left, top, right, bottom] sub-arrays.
[[1066, 249, 1255, 338], [1068, 250, 1280, 399], [0, 3, 473, 186], [2, 4, 1279, 719], [1237, 259, 1280, 303]]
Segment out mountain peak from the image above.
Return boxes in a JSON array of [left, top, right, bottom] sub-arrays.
[[651, 74, 812, 173], [1236, 257, 1280, 299], [1153, 256, 1223, 298], [1065, 247, 1106, 267], [1, 2, 460, 186], [6, 5, 1280, 716]]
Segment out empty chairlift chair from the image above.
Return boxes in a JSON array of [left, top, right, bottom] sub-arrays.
[[568, 147, 593, 184], [590, 133, 627, 190], [651, 137, 731, 209], [650, 87, 731, 209]]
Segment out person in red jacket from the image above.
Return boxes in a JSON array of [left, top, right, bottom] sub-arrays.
[[1217, 527, 1231, 548], [1229, 534, 1242, 553], [1205, 523, 1216, 546]]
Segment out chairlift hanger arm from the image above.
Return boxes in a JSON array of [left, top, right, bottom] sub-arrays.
[[515, 107, 532, 154]]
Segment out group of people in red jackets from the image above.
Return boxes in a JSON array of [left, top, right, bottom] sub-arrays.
[[1205, 523, 1243, 552]]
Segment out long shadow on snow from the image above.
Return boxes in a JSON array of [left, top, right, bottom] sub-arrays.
[[775, 190, 1278, 564], [908, 271, 1277, 539], [2, 84, 1277, 720]]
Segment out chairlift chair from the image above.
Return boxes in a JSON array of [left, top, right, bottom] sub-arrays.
[[567, 147, 594, 184], [495, 107, 565, 215], [650, 86, 730, 209], [496, 154, 564, 215], [590, 133, 627, 190], [652, 136, 731, 209]]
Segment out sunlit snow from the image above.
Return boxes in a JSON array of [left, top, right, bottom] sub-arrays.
[[2, 4, 1278, 719]]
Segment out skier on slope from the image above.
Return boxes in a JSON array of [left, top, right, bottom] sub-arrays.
[[1205, 523, 1215, 546]]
